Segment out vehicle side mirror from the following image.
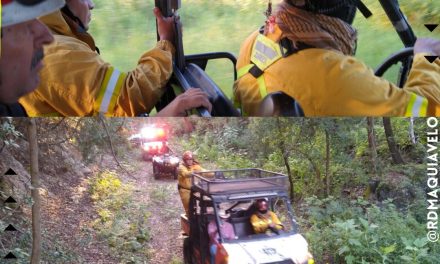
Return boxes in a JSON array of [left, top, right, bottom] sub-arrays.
[[258, 92, 304, 117]]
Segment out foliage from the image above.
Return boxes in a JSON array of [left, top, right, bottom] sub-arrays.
[[75, 118, 128, 164], [88, 170, 152, 263], [173, 118, 427, 201], [300, 196, 440, 264], [0, 118, 23, 149]]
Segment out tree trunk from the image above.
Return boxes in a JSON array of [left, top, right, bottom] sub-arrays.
[[325, 129, 330, 197], [366, 118, 378, 176], [408, 117, 416, 144], [383, 118, 404, 164], [28, 119, 41, 264], [276, 119, 294, 200], [282, 149, 294, 201]]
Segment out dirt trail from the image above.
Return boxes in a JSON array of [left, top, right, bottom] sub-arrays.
[[125, 153, 184, 264], [39, 146, 185, 264], [39, 152, 119, 263]]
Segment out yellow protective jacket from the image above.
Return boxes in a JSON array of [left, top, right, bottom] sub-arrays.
[[19, 11, 174, 117], [234, 26, 440, 116], [177, 163, 204, 190], [177, 162, 204, 214], [250, 211, 283, 234]]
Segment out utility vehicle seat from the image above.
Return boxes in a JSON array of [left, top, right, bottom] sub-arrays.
[[230, 216, 254, 238]]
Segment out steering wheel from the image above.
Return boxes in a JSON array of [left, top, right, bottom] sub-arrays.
[[181, 63, 241, 117], [374, 47, 414, 82], [154, 62, 241, 117]]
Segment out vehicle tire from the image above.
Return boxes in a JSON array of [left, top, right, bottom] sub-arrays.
[[153, 163, 160, 180], [183, 237, 193, 264]]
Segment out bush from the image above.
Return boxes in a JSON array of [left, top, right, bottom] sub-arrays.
[[88, 171, 151, 262], [0, 118, 22, 149], [299, 196, 440, 263]]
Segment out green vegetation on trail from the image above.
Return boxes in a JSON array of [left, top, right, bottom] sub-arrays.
[[89, 170, 152, 263], [90, 0, 440, 97]]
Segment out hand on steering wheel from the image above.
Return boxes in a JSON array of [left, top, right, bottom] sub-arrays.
[[155, 88, 212, 117]]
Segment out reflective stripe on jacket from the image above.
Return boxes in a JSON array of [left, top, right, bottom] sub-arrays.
[[234, 27, 440, 116], [19, 11, 174, 117]]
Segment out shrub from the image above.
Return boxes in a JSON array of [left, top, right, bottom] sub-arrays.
[[88, 171, 151, 262], [299, 196, 440, 263]]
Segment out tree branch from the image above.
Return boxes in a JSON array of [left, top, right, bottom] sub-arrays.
[[98, 116, 137, 180]]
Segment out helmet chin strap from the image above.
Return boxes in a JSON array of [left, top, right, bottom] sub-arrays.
[[61, 4, 87, 32]]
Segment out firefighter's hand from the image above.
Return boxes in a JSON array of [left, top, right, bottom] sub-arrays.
[[414, 38, 440, 56], [153, 7, 175, 43], [156, 88, 212, 117]]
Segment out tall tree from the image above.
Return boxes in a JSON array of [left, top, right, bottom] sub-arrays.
[[408, 117, 416, 144], [28, 119, 41, 264], [275, 118, 295, 200], [325, 129, 330, 197], [383, 118, 404, 164], [367, 117, 378, 176]]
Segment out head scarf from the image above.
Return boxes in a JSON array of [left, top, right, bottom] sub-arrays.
[[276, 0, 358, 55]]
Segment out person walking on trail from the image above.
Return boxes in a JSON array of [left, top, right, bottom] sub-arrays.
[[177, 151, 204, 215], [19, 0, 212, 117], [233, 0, 440, 117], [0, 0, 64, 117], [208, 211, 236, 264], [250, 198, 283, 234]]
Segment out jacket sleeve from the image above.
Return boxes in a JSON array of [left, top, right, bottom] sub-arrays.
[[101, 41, 174, 116], [270, 212, 283, 230], [22, 38, 174, 117], [404, 54, 440, 115], [112, 40, 175, 116], [320, 53, 440, 116], [178, 165, 192, 179]]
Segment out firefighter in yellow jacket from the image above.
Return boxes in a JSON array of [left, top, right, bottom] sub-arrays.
[[0, 0, 64, 117], [250, 198, 283, 234], [19, 0, 211, 117], [177, 151, 204, 215], [234, 0, 440, 116]]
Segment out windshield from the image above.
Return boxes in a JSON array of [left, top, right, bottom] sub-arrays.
[[213, 197, 297, 243]]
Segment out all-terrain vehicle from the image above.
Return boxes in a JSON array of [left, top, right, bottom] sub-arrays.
[[140, 125, 170, 161], [181, 169, 314, 264], [152, 153, 180, 180]]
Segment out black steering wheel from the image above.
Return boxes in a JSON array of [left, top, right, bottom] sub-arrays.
[[375, 47, 414, 81]]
